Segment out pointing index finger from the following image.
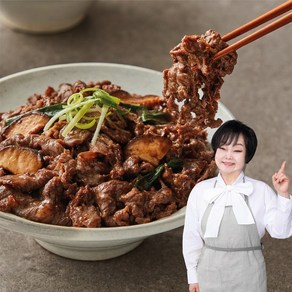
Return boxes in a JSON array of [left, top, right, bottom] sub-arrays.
[[278, 161, 286, 174]]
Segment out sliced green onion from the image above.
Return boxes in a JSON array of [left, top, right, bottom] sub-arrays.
[[80, 115, 99, 121], [44, 99, 98, 131], [91, 105, 109, 144], [62, 101, 95, 137], [66, 92, 83, 106], [76, 118, 96, 129], [93, 90, 120, 108], [43, 106, 74, 131]]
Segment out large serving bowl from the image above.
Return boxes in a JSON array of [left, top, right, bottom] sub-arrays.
[[0, 63, 234, 260]]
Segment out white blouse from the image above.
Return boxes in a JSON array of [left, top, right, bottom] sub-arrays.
[[182, 172, 292, 284]]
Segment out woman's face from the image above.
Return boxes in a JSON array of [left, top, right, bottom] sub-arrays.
[[215, 133, 246, 178]]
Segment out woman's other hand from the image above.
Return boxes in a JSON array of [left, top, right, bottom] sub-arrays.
[[189, 283, 200, 292], [272, 161, 290, 198]]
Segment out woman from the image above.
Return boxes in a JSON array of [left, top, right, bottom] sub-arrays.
[[182, 120, 291, 292]]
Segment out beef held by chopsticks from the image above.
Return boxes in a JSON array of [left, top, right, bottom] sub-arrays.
[[163, 29, 237, 128]]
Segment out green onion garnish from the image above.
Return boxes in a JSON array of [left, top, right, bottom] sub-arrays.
[[44, 88, 120, 144]]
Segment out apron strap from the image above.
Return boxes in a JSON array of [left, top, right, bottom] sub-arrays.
[[205, 243, 263, 252]]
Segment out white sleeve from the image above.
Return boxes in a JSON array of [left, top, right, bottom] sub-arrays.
[[182, 188, 204, 284], [264, 184, 292, 239]]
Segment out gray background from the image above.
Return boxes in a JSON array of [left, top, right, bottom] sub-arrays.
[[0, 1, 291, 291]]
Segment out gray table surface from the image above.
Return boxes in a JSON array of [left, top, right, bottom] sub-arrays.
[[0, 1, 291, 291]]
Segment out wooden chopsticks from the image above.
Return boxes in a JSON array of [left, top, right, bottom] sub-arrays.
[[214, 1, 292, 61], [222, 1, 292, 42]]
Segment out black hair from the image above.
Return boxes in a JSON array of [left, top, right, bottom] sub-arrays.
[[211, 120, 258, 164]]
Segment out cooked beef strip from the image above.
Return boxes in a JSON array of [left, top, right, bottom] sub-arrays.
[[75, 134, 125, 186], [66, 186, 101, 227], [151, 201, 177, 220], [119, 187, 148, 225], [145, 181, 174, 213], [90, 135, 123, 166], [76, 151, 110, 186], [62, 128, 92, 148], [93, 180, 132, 220], [49, 151, 77, 187], [0, 169, 55, 192], [0, 185, 25, 212], [123, 156, 155, 177], [0, 133, 65, 157]]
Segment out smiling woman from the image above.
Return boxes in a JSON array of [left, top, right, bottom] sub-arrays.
[[183, 119, 291, 292]]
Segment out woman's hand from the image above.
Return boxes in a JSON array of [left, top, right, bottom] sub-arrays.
[[272, 161, 290, 198], [189, 283, 200, 292]]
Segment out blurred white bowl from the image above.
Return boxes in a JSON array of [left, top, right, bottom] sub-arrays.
[[0, 63, 234, 260], [0, 0, 94, 33]]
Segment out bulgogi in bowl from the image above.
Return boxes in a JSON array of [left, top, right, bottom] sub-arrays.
[[0, 30, 237, 228]]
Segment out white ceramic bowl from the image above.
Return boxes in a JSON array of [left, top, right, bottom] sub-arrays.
[[0, 63, 234, 260], [0, 0, 94, 33]]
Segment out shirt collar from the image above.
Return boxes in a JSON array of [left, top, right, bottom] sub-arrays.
[[217, 171, 245, 187]]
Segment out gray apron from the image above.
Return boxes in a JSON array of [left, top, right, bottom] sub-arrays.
[[197, 191, 267, 292]]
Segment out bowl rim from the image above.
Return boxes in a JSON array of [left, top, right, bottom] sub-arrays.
[[0, 62, 162, 83], [0, 207, 185, 241]]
